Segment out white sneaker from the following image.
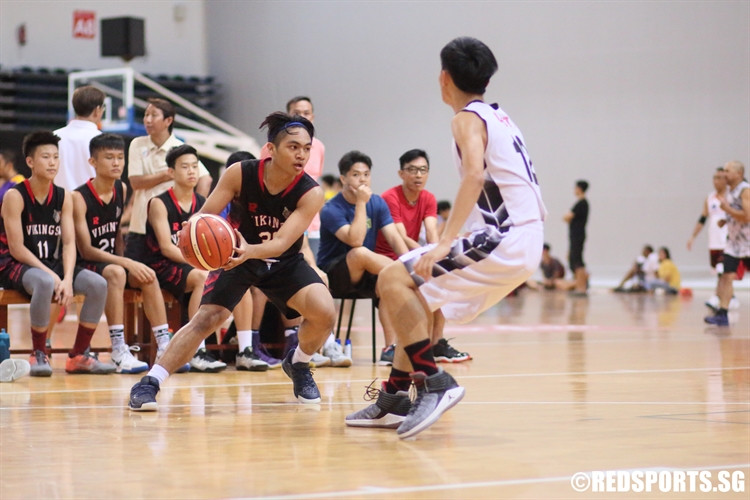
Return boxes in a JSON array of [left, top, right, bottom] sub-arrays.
[[189, 348, 227, 373], [111, 345, 149, 374], [705, 295, 720, 311], [729, 297, 740, 310], [236, 347, 269, 371], [309, 352, 331, 368], [156, 344, 190, 373], [323, 339, 352, 367], [0, 358, 31, 382]]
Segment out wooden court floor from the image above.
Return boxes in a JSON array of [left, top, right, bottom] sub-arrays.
[[1, 288, 748, 499]]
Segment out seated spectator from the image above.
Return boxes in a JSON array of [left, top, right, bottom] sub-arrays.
[[0, 131, 111, 377], [143, 145, 225, 373], [0, 150, 25, 202], [527, 243, 567, 290], [374, 149, 470, 364], [436, 200, 451, 236], [72, 134, 173, 374], [646, 247, 681, 294], [317, 151, 408, 364], [614, 245, 659, 292]]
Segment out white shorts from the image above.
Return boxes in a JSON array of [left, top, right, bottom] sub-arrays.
[[400, 222, 543, 324]]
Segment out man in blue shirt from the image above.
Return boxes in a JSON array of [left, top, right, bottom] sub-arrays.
[[318, 151, 408, 360]]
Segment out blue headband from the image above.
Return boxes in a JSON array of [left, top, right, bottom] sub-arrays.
[[268, 121, 308, 143]]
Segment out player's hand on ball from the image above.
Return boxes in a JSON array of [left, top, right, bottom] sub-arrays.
[[414, 242, 450, 281], [223, 229, 250, 270]]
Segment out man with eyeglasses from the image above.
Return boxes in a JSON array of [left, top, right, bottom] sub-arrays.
[[374, 149, 471, 365], [55, 85, 105, 191]]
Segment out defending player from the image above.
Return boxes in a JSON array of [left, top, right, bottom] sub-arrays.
[[346, 37, 546, 438], [129, 113, 335, 410], [73, 134, 174, 374], [0, 131, 112, 376]]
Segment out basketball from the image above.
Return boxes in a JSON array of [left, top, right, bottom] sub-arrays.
[[178, 214, 236, 271]]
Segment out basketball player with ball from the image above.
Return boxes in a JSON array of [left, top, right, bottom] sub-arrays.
[[129, 112, 335, 410]]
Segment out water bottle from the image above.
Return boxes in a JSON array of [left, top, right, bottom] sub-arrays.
[[0, 329, 10, 363], [344, 338, 352, 359]]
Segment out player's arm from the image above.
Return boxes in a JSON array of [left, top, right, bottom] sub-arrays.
[[127, 141, 171, 191], [424, 216, 439, 244], [687, 198, 709, 250], [1, 190, 57, 277], [381, 223, 410, 256], [57, 191, 76, 305], [115, 184, 128, 256], [301, 234, 328, 286], [414, 111, 486, 279], [195, 160, 213, 198], [720, 188, 750, 223], [227, 186, 325, 266], [149, 198, 187, 264], [198, 162, 241, 216]]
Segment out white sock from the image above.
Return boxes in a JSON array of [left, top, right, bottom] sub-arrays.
[[199, 339, 206, 349], [109, 324, 125, 349], [292, 345, 312, 364], [148, 364, 169, 384], [284, 326, 299, 337], [237, 330, 253, 351], [153, 324, 170, 349]]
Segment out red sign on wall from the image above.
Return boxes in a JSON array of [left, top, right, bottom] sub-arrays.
[[73, 11, 96, 39]]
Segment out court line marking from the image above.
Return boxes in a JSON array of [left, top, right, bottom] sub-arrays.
[[1, 366, 747, 397], [233, 463, 750, 500]]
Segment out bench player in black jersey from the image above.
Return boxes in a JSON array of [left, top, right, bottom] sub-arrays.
[[0, 131, 111, 376], [73, 134, 172, 374], [130, 113, 336, 410], [142, 144, 227, 373]]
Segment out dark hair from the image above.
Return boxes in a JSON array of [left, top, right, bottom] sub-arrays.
[[23, 130, 60, 158], [286, 96, 313, 113], [321, 174, 336, 187], [225, 150, 255, 167], [0, 149, 17, 168], [89, 133, 125, 157], [659, 246, 671, 259], [399, 149, 429, 169], [440, 37, 498, 95], [644, 244, 654, 253], [437, 200, 452, 212], [543, 243, 551, 251], [72, 85, 105, 117], [576, 180, 589, 192], [166, 144, 198, 169], [260, 111, 314, 146], [338, 150, 372, 176], [147, 98, 176, 133], [716, 166, 725, 172]]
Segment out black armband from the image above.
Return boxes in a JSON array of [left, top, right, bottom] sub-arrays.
[[698, 215, 707, 224]]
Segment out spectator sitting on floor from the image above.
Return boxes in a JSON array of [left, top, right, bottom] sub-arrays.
[[614, 244, 659, 292], [527, 243, 568, 290], [646, 247, 681, 294]]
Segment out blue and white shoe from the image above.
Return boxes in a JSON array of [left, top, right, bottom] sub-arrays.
[[111, 345, 149, 374], [282, 350, 321, 404], [128, 375, 160, 411]]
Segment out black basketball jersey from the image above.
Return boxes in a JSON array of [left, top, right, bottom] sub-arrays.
[[75, 179, 125, 255], [145, 188, 205, 261], [228, 159, 318, 260], [0, 180, 64, 270]]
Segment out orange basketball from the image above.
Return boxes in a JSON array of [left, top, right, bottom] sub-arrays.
[[178, 214, 236, 271]]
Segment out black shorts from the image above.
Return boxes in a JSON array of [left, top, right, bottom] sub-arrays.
[[321, 253, 378, 299], [201, 253, 324, 319], [147, 259, 195, 299], [723, 253, 750, 275], [0, 259, 84, 295], [568, 238, 585, 271], [709, 250, 724, 269]]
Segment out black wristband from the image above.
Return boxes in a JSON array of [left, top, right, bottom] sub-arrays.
[[698, 215, 706, 224]]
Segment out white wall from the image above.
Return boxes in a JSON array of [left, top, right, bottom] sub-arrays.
[[205, 1, 749, 279], [0, 0, 208, 75]]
